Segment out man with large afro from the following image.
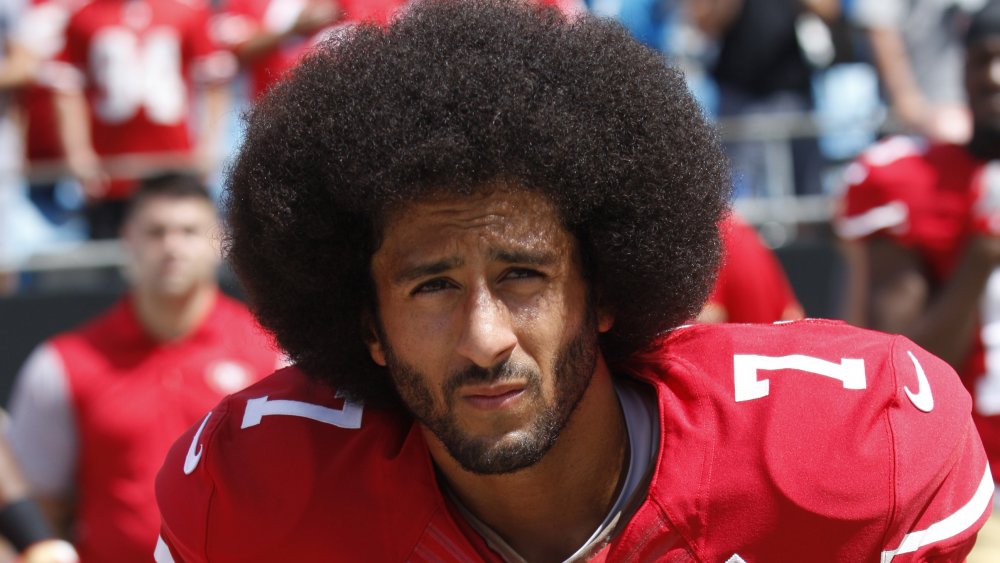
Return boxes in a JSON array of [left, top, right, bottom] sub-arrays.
[[155, 1, 992, 561]]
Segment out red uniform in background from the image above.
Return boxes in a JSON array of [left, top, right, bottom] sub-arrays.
[[212, 0, 404, 100], [703, 214, 804, 323], [8, 293, 282, 563], [156, 320, 991, 562], [59, 0, 230, 198], [835, 135, 1000, 479]]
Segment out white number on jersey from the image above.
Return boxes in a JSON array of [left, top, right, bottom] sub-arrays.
[[89, 26, 186, 125], [734, 354, 867, 402], [241, 392, 364, 429]]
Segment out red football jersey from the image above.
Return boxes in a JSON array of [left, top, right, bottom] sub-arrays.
[[835, 136, 1000, 486], [156, 320, 991, 562], [47, 292, 280, 563], [836, 136, 980, 280], [704, 215, 803, 323], [60, 0, 225, 196], [214, 0, 404, 100]]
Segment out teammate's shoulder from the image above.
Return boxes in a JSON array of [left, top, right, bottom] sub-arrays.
[[46, 298, 132, 353], [848, 137, 973, 187], [855, 135, 928, 168]]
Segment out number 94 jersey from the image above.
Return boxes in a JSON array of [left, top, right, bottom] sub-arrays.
[[155, 319, 992, 562], [59, 0, 228, 192]]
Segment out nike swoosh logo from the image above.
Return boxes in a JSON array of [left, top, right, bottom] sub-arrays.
[[183, 412, 212, 475], [904, 351, 934, 413]]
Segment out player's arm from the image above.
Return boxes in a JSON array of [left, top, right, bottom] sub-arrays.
[[0, 438, 78, 562], [193, 80, 229, 178], [857, 5, 968, 142], [188, 5, 238, 179], [217, 1, 341, 65], [5, 345, 80, 540], [0, 40, 39, 90], [849, 234, 998, 370], [52, 84, 107, 198]]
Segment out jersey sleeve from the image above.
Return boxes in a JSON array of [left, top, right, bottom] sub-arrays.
[[652, 321, 992, 561], [834, 136, 924, 243], [155, 400, 230, 563], [5, 344, 79, 497], [879, 337, 993, 561]]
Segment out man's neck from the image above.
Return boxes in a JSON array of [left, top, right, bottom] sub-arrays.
[[427, 358, 628, 562], [132, 283, 217, 343]]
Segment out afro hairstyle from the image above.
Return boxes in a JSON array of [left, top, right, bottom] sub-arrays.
[[226, 0, 731, 406]]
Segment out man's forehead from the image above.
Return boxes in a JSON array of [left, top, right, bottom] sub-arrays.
[[373, 186, 575, 269], [127, 196, 217, 225], [380, 184, 563, 235]]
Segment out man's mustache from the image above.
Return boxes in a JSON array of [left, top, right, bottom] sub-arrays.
[[443, 360, 541, 395]]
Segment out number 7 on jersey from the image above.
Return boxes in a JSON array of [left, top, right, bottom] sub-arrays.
[[733, 354, 867, 402]]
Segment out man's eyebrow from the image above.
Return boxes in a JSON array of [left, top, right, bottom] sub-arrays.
[[392, 249, 558, 284], [490, 249, 559, 265], [393, 257, 464, 284]]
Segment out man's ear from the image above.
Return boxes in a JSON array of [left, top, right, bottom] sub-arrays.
[[362, 312, 387, 366], [590, 284, 614, 333], [597, 306, 615, 333]]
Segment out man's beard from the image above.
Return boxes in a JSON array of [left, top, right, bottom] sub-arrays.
[[380, 309, 600, 475]]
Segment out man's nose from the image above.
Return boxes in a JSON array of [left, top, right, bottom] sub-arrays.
[[455, 285, 517, 368]]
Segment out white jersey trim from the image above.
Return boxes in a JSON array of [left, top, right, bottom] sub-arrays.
[[880, 463, 995, 562], [154, 536, 176, 563], [834, 201, 908, 240]]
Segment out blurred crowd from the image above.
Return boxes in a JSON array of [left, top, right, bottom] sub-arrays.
[[0, 0, 982, 294]]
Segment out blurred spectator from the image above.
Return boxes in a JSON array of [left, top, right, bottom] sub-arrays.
[[834, 2, 1000, 558], [0, 0, 46, 294], [211, 0, 404, 102], [53, 0, 235, 239], [851, 0, 982, 144], [698, 213, 805, 323], [4, 174, 284, 563], [690, 0, 839, 197], [15, 0, 86, 235]]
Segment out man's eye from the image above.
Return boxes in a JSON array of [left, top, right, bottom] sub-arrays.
[[411, 279, 453, 295], [504, 268, 543, 281]]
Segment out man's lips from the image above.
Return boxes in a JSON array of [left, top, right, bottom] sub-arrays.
[[461, 383, 527, 410]]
